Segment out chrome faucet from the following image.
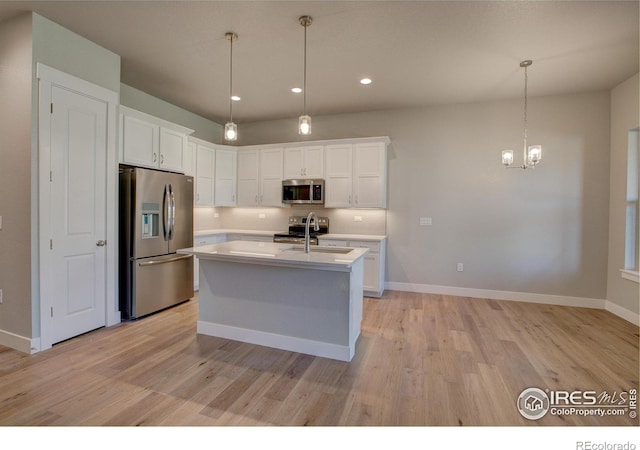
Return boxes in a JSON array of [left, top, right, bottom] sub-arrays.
[[304, 212, 320, 253]]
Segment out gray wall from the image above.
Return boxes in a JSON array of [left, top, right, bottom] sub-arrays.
[[238, 91, 612, 300], [0, 13, 33, 339], [120, 84, 222, 143], [607, 73, 639, 315]]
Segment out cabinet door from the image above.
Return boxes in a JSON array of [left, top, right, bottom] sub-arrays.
[[260, 148, 284, 206], [195, 144, 215, 206], [354, 142, 387, 208], [214, 149, 237, 206], [362, 253, 379, 293], [122, 114, 158, 168], [237, 149, 259, 206], [303, 146, 325, 178], [183, 140, 196, 177], [284, 147, 304, 179], [324, 144, 353, 208], [159, 127, 186, 173]]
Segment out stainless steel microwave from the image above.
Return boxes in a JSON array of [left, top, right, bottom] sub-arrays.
[[282, 179, 324, 204]]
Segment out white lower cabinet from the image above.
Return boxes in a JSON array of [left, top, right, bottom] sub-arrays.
[[318, 238, 386, 297]]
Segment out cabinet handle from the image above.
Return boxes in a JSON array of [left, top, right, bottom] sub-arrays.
[[160, 154, 164, 164], [355, 195, 358, 204], [197, 193, 200, 201], [96, 240, 106, 247], [260, 195, 263, 203], [153, 153, 157, 163], [349, 195, 352, 204], [255, 195, 258, 203]]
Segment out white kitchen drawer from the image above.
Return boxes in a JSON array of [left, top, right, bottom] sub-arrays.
[[318, 239, 348, 247], [348, 240, 380, 253]]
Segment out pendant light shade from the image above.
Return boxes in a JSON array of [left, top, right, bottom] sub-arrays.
[[224, 121, 237, 141], [298, 115, 311, 135], [298, 15, 312, 135], [224, 32, 238, 141], [501, 60, 542, 169]]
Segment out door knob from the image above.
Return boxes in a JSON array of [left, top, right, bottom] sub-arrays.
[[96, 240, 106, 247]]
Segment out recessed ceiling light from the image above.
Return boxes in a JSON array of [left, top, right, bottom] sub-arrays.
[[231, 95, 241, 101], [291, 87, 302, 94], [360, 78, 372, 85]]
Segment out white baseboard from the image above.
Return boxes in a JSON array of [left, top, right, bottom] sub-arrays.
[[605, 301, 640, 326], [0, 329, 40, 354], [385, 281, 639, 325], [197, 320, 354, 362]]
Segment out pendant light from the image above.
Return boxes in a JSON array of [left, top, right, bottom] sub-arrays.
[[224, 32, 238, 141], [298, 15, 312, 135], [501, 60, 542, 169]]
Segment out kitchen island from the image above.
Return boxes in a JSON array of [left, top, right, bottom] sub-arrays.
[[178, 241, 368, 361]]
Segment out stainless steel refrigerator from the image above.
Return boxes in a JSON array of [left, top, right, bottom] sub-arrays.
[[119, 166, 194, 319]]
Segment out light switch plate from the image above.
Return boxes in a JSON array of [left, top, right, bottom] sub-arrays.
[[258, 213, 266, 219], [354, 215, 363, 222]]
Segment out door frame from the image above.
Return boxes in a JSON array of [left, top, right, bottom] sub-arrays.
[[37, 63, 120, 351]]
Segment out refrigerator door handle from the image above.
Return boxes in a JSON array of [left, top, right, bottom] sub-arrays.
[[169, 183, 176, 240], [163, 183, 171, 241], [137, 254, 192, 266]]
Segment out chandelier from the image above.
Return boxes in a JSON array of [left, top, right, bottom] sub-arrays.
[[501, 60, 542, 169]]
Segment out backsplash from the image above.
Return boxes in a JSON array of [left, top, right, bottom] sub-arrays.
[[195, 206, 386, 235]]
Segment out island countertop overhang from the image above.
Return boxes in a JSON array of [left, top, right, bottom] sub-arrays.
[[178, 240, 369, 272]]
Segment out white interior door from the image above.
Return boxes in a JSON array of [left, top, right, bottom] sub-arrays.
[[48, 85, 108, 344]]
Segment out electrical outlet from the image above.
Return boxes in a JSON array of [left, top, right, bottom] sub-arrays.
[[214, 212, 220, 218], [420, 217, 432, 226], [457, 263, 464, 272], [354, 215, 363, 222], [258, 213, 266, 219]]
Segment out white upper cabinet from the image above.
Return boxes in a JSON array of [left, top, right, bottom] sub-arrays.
[[183, 140, 196, 177], [119, 106, 193, 173], [214, 147, 237, 206], [324, 140, 388, 209], [236, 147, 284, 207], [194, 139, 215, 207], [353, 142, 387, 208], [284, 145, 324, 179], [237, 149, 260, 206], [324, 144, 353, 208], [260, 148, 284, 207]]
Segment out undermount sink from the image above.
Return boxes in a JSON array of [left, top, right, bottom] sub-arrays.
[[287, 247, 354, 254]]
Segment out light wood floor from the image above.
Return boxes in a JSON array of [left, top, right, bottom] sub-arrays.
[[0, 291, 637, 426]]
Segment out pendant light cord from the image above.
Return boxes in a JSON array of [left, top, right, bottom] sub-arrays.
[[229, 34, 234, 122], [523, 64, 528, 160], [303, 21, 307, 116]]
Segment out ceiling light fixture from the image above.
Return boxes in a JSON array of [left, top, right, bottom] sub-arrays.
[[291, 87, 302, 94], [360, 78, 372, 85], [231, 95, 241, 102], [224, 32, 238, 142], [298, 15, 312, 135], [501, 60, 542, 169]]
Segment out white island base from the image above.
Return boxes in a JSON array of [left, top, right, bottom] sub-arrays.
[[187, 242, 366, 362]]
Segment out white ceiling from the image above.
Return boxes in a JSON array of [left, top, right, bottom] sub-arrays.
[[0, 1, 638, 124]]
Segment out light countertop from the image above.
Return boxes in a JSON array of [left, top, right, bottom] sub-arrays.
[[194, 229, 386, 241], [178, 240, 368, 272]]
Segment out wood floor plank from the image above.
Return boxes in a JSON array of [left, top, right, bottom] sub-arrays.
[[0, 291, 637, 426]]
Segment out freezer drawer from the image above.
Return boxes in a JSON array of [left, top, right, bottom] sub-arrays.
[[129, 253, 194, 319]]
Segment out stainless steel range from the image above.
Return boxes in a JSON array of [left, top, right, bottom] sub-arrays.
[[273, 215, 329, 245]]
